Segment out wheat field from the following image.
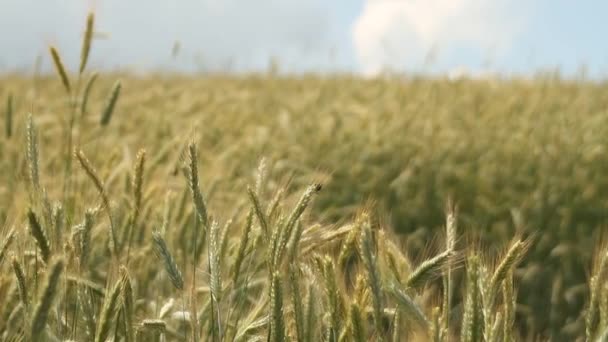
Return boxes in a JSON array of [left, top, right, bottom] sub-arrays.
[[1, 13, 608, 342]]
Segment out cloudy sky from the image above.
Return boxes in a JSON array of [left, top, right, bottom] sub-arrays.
[[0, 0, 607, 76]]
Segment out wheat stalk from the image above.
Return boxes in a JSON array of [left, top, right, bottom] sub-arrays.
[[305, 283, 317, 342], [121, 266, 135, 342], [289, 263, 305, 341], [503, 272, 515, 342], [430, 306, 441, 342], [287, 220, 304, 265], [269, 271, 285, 342], [95, 276, 122, 342], [31, 258, 64, 342], [232, 210, 253, 285], [350, 302, 366, 342]]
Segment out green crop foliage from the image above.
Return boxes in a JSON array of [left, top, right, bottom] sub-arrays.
[[0, 12, 607, 341]]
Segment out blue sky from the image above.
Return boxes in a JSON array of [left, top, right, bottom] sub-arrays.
[[0, 0, 607, 77]]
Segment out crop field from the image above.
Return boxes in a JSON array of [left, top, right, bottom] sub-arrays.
[[2, 14, 608, 342]]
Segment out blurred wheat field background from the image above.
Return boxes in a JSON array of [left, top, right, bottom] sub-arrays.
[[2, 13, 608, 342]]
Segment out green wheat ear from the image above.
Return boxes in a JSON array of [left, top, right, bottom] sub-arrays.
[[208, 219, 223, 335], [270, 271, 285, 342], [462, 255, 484, 342], [31, 258, 64, 342], [79, 12, 95, 74], [152, 231, 184, 290], [188, 142, 209, 227], [49, 46, 71, 93], [80, 72, 99, 116], [27, 208, 51, 263], [360, 214, 383, 336], [26, 114, 40, 194], [75, 149, 117, 255], [11, 254, 28, 308], [95, 276, 123, 342], [121, 266, 135, 342], [5, 93, 12, 138], [489, 239, 526, 308], [100, 80, 122, 126]]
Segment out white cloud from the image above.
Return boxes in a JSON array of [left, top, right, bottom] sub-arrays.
[[352, 0, 530, 75]]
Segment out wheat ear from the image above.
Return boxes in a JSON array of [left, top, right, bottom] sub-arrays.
[[79, 12, 94, 74], [49, 47, 71, 93]]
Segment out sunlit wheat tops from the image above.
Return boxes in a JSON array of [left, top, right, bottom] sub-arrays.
[[79, 12, 95, 74], [3, 13, 608, 340], [49, 46, 71, 93]]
